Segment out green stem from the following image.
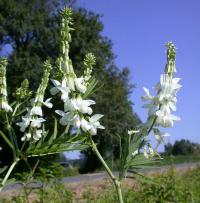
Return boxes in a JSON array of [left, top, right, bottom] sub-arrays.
[[0, 158, 20, 191], [147, 116, 157, 135], [89, 136, 124, 203], [5, 113, 17, 158]]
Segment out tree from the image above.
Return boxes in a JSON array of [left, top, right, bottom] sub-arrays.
[[164, 139, 200, 156], [0, 0, 140, 171]]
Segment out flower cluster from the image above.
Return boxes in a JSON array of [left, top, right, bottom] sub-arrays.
[[142, 74, 181, 128], [0, 58, 12, 112], [140, 42, 181, 158], [142, 42, 181, 127], [50, 8, 104, 136], [16, 61, 52, 141]]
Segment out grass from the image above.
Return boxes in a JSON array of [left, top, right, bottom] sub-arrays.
[[1, 166, 200, 202], [159, 154, 200, 165]]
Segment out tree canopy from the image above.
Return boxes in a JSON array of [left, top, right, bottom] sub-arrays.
[[164, 139, 200, 156]]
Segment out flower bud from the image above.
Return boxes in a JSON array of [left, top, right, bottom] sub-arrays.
[[165, 41, 176, 77]]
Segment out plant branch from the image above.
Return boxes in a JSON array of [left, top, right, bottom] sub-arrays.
[[89, 136, 124, 203], [0, 158, 20, 191]]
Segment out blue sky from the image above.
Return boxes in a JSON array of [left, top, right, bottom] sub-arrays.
[[76, 0, 200, 145]]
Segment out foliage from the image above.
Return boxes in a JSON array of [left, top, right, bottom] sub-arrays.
[[80, 167, 200, 203], [1, 167, 199, 203], [164, 139, 200, 155], [2, 182, 73, 203]]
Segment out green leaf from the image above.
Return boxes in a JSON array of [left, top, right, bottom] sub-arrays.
[[127, 170, 158, 185], [26, 132, 89, 157], [83, 77, 98, 99], [0, 166, 7, 174], [0, 130, 14, 151]]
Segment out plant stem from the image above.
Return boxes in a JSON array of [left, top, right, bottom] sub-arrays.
[[0, 158, 20, 191], [89, 136, 124, 203], [147, 116, 157, 135], [5, 113, 17, 158]]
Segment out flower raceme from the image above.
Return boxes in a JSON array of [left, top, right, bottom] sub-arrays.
[[17, 61, 52, 141], [52, 74, 105, 136], [0, 58, 12, 112], [142, 73, 181, 128], [138, 42, 181, 158], [50, 8, 104, 136]]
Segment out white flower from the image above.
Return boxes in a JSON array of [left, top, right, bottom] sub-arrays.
[[154, 131, 170, 143], [156, 110, 180, 128], [64, 99, 76, 112], [57, 79, 70, 102], [141, 87, 153, 101], [50, 79, 61, 95], [33, 130, 43, 141], [21, 132, 32, 141], [80, 118, 91, 132], [55, 110, 74, 126], [50, 78, 70, 102], [88, 114, 105, 135], [128, 130, 140, 135], [43, 98, 53, 108], [71, 114, 81, 128], [80, 115, 104, 135], [16, 116, 31, 132], [143, 145, 154, 159], [156, 75, 181, 101], [75, 77, 86, 93], [0, 101, 13, 112], [132, 149, 139, 157], [73, 98, 95, 115], [64, 98, 95, 115], [143, 146, 149, 159], [142, 103, 158, 116], [31, 106, 42, 116], [31, 118, 46, 128]]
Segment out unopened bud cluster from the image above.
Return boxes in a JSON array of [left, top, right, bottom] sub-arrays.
[[14, 79, 32, 100], [84, 53, 96, 84]]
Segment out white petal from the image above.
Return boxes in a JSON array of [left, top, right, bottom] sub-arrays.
[[89, 127, 97, 135], [81, 118, 91, 132], [43, 98, 53, 108], [31, 106, 42, 116], [55, 110, 66, 117], [51, 79, 61, 87], [50, 87, 59, 95], [89, 114, 104, 122]]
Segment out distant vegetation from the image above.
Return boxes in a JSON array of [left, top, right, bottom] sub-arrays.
[[164, 139, 200, 156]]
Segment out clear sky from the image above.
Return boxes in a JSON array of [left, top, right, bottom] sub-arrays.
[[77, 0, 200, 145]]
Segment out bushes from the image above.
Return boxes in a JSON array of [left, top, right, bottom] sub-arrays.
[[81, 167, 200, 203]]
